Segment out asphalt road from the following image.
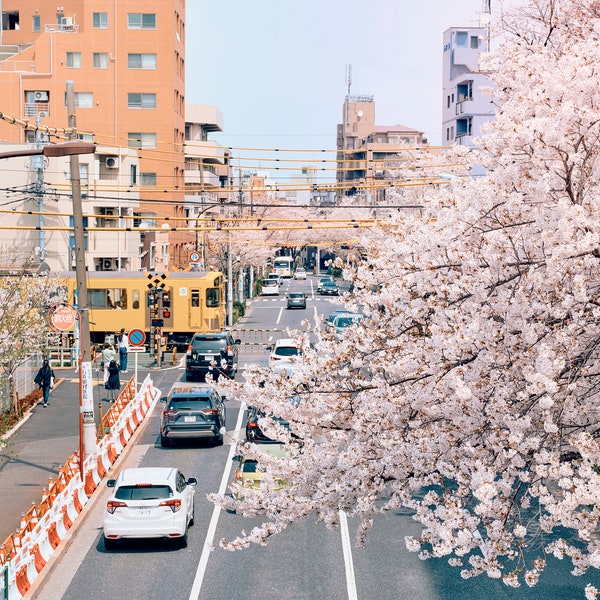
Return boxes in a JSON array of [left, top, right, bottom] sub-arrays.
[[15, 276, 599, 599]]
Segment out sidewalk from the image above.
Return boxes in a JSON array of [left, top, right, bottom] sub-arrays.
[[0, 351, 171, 544]]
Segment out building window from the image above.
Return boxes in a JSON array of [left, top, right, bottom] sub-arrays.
[[447, 95, 450, 109], [93, 52, 109, 69], [66, 52, 82, 68], [470, 36, 479, 49], [128, 53, 157, 69], [128, 133, 157, 149], [127, 93, 156, 109], [64, 92, 94, 108], [92, 12, 108, 28], [127, 13, 156, 29], [456, 31, 468, 47], [130, 164, 137, 185], [33, 15, 40, 32], [140, 172, 157, 186]]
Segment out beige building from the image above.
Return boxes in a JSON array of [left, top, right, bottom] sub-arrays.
[[336, 95, 428, 203]]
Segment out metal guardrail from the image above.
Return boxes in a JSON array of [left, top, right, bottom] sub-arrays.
[[231, 328, 287, 347]]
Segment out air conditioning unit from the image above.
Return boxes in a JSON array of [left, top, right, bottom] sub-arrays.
[[38, 111, 48, 118], [34, 91, 48, 101], [104, 208, 115, 217], [105, 157, 119, 169], [102, 258, 116, 271]]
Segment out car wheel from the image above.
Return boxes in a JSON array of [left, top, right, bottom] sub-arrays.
[[177, 529, 188, 549], [104, 536, 117, 550], [160, 434, 170, 448]]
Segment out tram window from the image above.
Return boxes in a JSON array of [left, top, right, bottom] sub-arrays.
[[88, 288, 128, 309], [206, 287, 220, 308], [191, 289, 200, 307], [132, 290, 140, 309]]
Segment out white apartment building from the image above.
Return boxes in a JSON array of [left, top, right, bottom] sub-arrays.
[[442, 26, 494, 147]]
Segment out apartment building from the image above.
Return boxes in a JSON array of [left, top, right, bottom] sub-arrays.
[[0, 1, 188, 270], [336, 95, 428, 203], [442, 25, 494, 147]]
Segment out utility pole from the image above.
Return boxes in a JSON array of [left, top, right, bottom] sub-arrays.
[[66, 80, 96, 461]]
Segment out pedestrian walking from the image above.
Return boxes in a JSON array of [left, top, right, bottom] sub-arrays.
[[105, 359, 121, 401], [34, 358, 55, 407], [102, 342, 116, 384], [117, 328, 129, 372]]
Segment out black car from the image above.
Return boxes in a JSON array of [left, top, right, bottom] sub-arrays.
[[185, 331, 241, 381], [160, 382, 227, 446], [245, 406, 290, 443], [319, 280, 339, 296], [286, 292, 307, 309]]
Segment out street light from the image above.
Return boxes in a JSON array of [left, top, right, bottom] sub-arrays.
[[0, 137, 97, 477]]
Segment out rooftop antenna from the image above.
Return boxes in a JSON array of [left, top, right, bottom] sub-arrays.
[[345, 64, 352, 96], [482, 0, 491, 50]]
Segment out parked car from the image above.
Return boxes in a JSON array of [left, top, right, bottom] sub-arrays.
[[317, 276, 335, 293], [319, 280, 340, 296], [267, 338, 301, 368], [185, 331, 240, 381], [160, 381, 228, 446], [286, 292, 307, 309], [103, 467, 197, 549], [261, 279, 280, 296], [294, 268, 307, 280]]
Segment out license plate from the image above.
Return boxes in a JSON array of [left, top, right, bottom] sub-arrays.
[[184, 416, 196, 423], [204, 354, 217, 361], [138, 508, 151, 516]]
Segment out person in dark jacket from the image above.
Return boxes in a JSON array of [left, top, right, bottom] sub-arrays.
[[34, 358, 55, 407], [105, 359, 121, 401]]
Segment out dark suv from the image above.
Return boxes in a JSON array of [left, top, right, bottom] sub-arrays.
[[185, 331, 240, 381], [160, 382, 227, 446]]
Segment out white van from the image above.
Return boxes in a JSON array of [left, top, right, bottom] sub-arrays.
[[261, 279, 280, 296]]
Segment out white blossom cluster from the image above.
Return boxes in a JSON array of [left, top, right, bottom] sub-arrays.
[[210, 0, 600, 593]]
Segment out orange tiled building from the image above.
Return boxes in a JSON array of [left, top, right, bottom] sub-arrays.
[[0, 1, 190, 269]]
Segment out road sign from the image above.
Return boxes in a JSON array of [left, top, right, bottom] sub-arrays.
[[189, 251, 200, 263], [128, 328, 146, 347], [49, 305, 77, 331], [128, 346, 146, 353]]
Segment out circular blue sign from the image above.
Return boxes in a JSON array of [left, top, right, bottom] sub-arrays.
[[128, 328, 146, 346]]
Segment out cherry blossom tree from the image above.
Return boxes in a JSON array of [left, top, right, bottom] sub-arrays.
[[211, 0, 600, 594]]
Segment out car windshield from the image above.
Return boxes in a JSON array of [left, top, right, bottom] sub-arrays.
[[263, 280, 277, 286], [289, 293, 304, 299], [168, 398, 213, 411], [191, 338, 226, 352], [323, 282, 337, 287], [115, 485, 172, 501], [275, 347, 299, 357], [241, 460, 259, 473]]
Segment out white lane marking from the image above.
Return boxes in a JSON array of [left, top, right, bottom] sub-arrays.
[[276, 305, 284, 325], [339, 510, 358, 600], [188, 401, 246, 600]]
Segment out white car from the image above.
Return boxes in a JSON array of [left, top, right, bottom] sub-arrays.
[[294, 268, 307, 280], [261, 279, 280, 296], [267, 338, 301, 368], [103, 467, 197, 549]]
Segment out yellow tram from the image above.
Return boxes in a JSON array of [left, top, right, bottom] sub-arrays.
[[59, 271, 226, 346]]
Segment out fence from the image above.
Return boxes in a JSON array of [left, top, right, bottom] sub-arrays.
[[0, 356, 42, 414]]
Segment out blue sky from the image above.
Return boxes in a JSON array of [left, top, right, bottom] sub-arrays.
[[186, 1, 484, 179]]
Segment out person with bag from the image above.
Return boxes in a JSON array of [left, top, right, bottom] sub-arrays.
[[34, 358, 55, 407], [117, 328, 129, 372], [105, 359, 121, 402], [102, 343, 116, 384]]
